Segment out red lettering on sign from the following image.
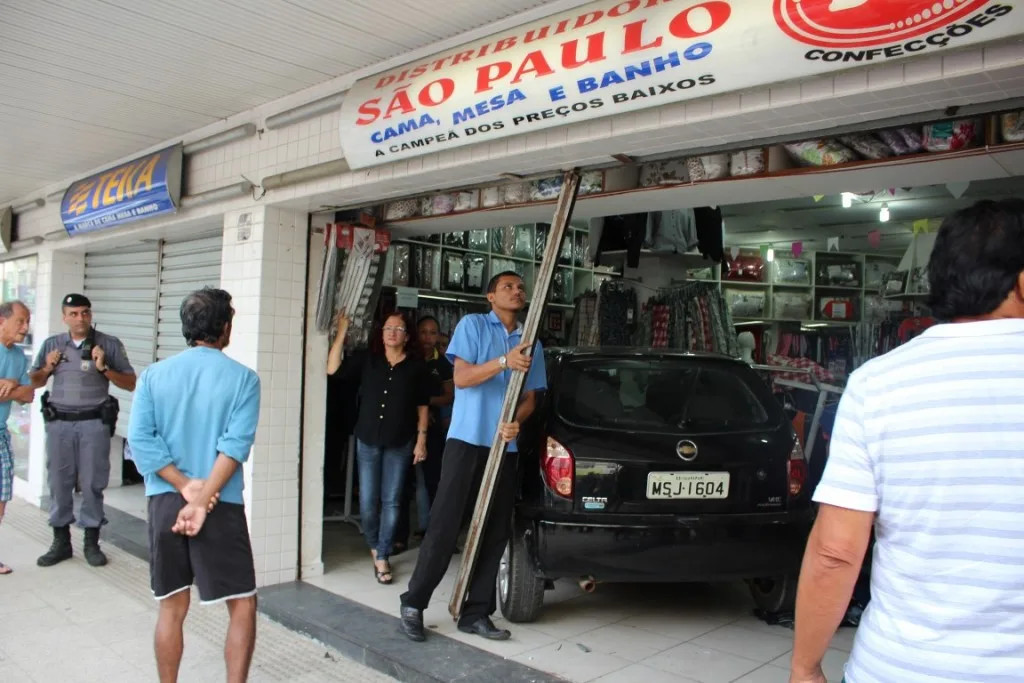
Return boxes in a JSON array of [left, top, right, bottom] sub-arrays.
[[575, 11, 604, 29], [609, 0, 641, 18], [476, 62, 513, 93], [774, 0, 990, 48], [511, 51, 556, 84], [622, 19, 663, 54], [383, 88, 416, 119], [356, 98, 382, 125], [418, 78, 455, 106], [524, 26, 550, 44], [494, 37, 518, 52], [562, 33, 608, 69], [669, 1, 733, 39], [451, 50, 474, 65]]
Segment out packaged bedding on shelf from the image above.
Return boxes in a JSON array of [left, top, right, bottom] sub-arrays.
[[784, 139, 858, 166], [638, 159, 688, 187], [877, 127, 924, 155], [724, 288, 767, 318], [454, 190, 479, 212], [502, 183, 529, 204], [1000, 111, 1024, 142], [773, 292, 812, 320], [730, 149, 765, 177], [385, 198, 419, 221], [391, 244, 411, 286], [531, 176, 563, 201], [818, 296, 857, 321], [580, 171, 604, 195], [420, 193, 456, 217], [922, 119, 979, 152], [687, 154, 730, 181], [481, 186, 501, 208], [838, 134, 893, 160], [772, 258, 811, 285], [468, 229, 489, 252]]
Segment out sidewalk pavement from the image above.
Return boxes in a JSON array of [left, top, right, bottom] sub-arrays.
[[0, 499, 398, 683]]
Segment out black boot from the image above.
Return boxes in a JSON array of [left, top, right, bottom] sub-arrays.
[[37, 525, 73, 567], [83, 528, 108, 567]]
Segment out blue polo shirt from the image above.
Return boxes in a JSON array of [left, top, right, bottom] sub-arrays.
[[446, 312, 546, 453]]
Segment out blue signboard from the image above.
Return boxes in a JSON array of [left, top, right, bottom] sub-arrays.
[[60, 144, 184, 236]]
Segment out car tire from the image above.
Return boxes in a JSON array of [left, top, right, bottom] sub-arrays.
[[497, 527, 545, 623], [748, 575, 798, 613]]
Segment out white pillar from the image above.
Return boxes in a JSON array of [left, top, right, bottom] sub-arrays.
[[220, 206, 308, 587], [19, 248, 85, 506]]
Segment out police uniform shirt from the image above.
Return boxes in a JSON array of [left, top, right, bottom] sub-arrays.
[[32, 330, 134, 410]]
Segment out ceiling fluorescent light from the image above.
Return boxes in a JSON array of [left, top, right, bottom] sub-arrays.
[[879, 203, 890, 222], [766, 248, 775, 263], [11, 198, 44, 215], [265, 92, 346, 130], [841, 192, 854, 208], [261, 159, 350, 191], [179, 181, 255, 209], [183, 124, 258, 156]]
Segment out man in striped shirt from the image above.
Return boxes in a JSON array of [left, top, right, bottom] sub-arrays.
[[790, 199, 1024, 683]]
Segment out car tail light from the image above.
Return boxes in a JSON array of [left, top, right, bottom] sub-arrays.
[[542, 437, 575, 499], [787, 438, 808, 498]]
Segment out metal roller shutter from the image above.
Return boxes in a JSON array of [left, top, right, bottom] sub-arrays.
[[83, 243, 160, 438], [156, 233, 223, 361]]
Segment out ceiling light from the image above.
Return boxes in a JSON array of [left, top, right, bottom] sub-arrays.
[[841, 192, 854, 208], [766, 248, 775, 263], [879, 203, 890, 222]]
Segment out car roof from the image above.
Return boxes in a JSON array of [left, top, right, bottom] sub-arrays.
[[545, 346, 745, 365]]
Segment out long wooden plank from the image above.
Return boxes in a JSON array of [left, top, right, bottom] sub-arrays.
[[448, 170, 582, 620]]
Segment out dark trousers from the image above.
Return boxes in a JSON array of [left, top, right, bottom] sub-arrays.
[[401, 439, 518, 626], [394, 427, 447, 546]]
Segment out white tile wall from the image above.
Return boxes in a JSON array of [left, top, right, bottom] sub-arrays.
[[221, 206, 308, 587]]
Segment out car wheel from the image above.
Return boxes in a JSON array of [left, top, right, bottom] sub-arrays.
[[497, 528, 545, 623], [748, 575, 798, 613]]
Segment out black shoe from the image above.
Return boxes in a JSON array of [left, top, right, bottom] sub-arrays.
[[458, 617, 511, 641], [37, 525, 73, 567], [83, 528, 108, 567], [399, 605, 426, 642]]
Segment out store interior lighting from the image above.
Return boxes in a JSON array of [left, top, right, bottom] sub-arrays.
[[879, 203, 890, 222], [766, 247, 775, 262], [841, 192, 854, 208]]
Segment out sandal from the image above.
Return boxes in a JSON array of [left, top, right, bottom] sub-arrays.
[[374, 561, 393, 585], [0, 562, 12, 575]]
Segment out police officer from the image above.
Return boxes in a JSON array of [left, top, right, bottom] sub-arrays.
[[29, 294, 136, 567]]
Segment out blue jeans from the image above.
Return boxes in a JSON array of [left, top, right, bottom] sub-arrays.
[[356, 439, 412, 561]]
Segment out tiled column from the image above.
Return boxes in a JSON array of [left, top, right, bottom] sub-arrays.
[[220, 206, 307, 586], [19, 247, 85, 505]]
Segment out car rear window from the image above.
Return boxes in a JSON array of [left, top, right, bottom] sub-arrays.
[[555, 358, 783, 434]]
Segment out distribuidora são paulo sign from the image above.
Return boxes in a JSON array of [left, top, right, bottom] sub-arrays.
[[339, 0, 1021, 169]]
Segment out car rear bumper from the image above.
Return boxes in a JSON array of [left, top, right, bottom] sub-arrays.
[[528, 510, 813, 583]]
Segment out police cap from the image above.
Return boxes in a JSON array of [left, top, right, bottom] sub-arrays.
[[62, 293, 92, 309]]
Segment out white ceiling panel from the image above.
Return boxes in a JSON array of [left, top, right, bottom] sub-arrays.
[[0, 0, 563, 204]]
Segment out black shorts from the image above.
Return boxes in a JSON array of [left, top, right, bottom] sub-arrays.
[[148, 493, 256, 604]]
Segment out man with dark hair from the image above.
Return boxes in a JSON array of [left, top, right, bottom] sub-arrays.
[[30, 293, 136, 568], [790, 199, 1024, 683], [0, 301, 35, 573], [128, 287, 261, 683], [399, 271, 546, 642]]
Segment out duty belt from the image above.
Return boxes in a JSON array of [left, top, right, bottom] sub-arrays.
[[50, 407, 104, 422]]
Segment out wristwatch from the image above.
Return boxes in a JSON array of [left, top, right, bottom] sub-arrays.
[[498, 355, 508, 369]]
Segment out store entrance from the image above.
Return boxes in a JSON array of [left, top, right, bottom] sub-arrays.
[[308, 113, 1024, 683]]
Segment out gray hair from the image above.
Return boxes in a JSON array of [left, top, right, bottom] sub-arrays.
[[0, 300, 28, 319], [180, 287, 234, 347]]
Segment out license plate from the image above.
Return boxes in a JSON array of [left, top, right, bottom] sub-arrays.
[[646, 472, 730, 500]]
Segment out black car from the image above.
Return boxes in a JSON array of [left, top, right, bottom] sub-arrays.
[[498, 348, 814, 623]]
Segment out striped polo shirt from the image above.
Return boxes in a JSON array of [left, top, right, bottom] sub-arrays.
[[814, 318, 1024, 683]]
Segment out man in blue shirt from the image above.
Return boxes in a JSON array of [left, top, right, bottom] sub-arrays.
[[0, 301, 35, 574], [128, 288, 261, 683], [400, 271, 546, 642]]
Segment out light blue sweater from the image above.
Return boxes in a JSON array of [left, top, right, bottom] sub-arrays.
[[128, 347, 260, 505]]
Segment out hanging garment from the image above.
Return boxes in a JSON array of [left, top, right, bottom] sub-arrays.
[[693, 206, 724, 263], [650, 209, 699, 253], [598, 282, 636, 346], [597, 214, 647, 267]]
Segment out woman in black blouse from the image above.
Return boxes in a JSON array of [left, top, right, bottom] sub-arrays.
[[328, 311, 429, 584]]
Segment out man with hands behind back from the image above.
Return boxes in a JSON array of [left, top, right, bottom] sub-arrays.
[[128, 288, 261, 683], [399, 271, 547, 643]]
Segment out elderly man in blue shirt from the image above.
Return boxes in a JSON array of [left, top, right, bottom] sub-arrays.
[[400, 271, 547, 642], [128, 287, 261, 683]]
